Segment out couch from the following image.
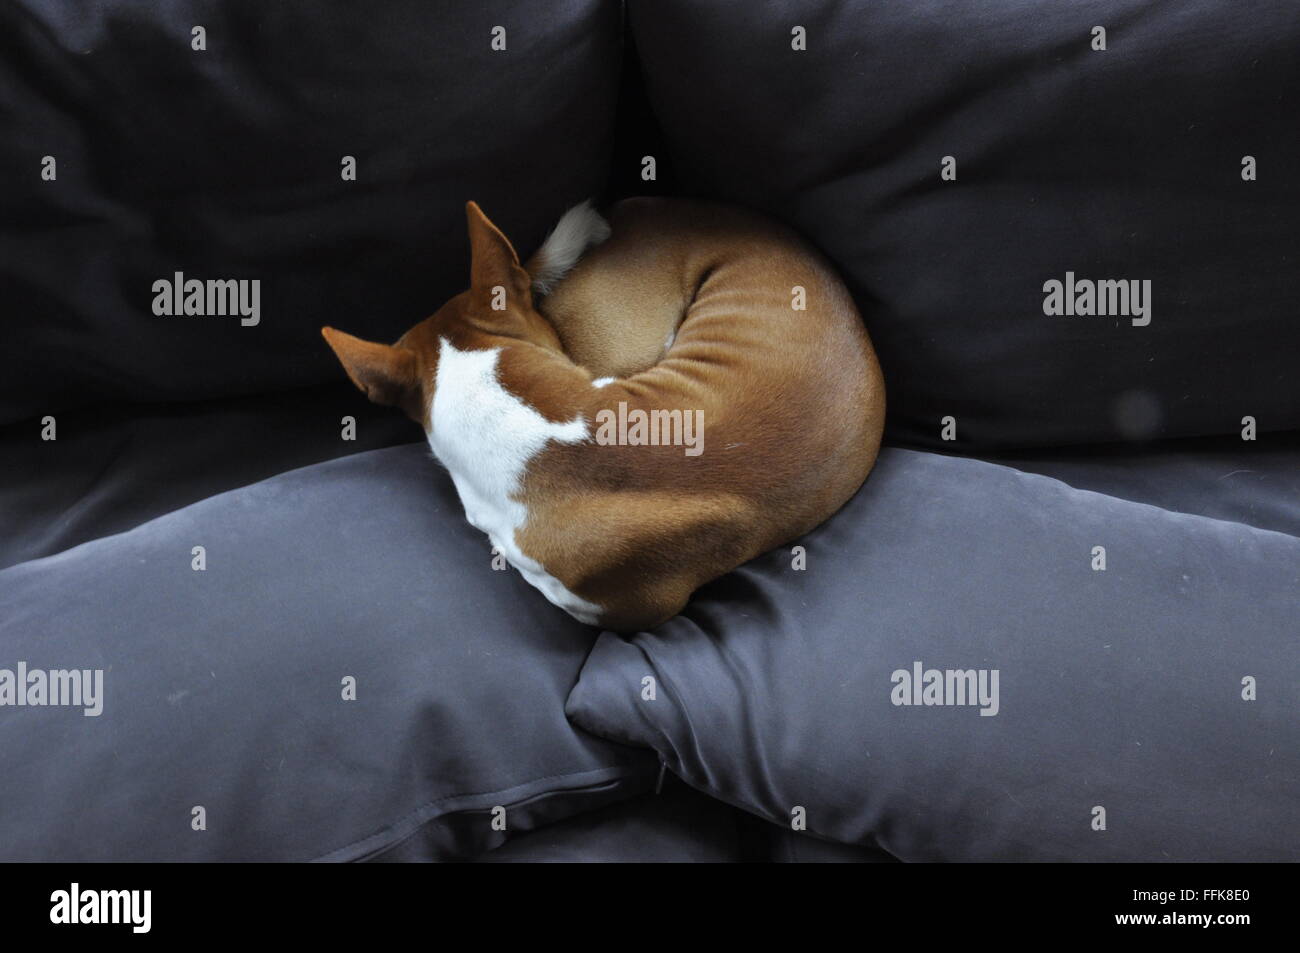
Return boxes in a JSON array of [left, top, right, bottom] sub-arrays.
[[2, 0, 1296, 862]]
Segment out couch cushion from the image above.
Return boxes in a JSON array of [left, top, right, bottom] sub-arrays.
[[994, 434, 1300, 538], [0, 0, 621, 424], [567, 447, 1300, 861], [0, 385, 419, 571], [767, 831, 900, 864], [0, 445, 655, 861], [627, 0, 1300, 447], [472, 775, 750, 863]]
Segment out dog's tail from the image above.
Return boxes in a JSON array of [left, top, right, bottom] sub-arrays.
[[526, 199, 611, 298]]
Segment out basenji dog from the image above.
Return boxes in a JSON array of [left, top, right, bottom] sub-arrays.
[[322, 198, 884, 630]]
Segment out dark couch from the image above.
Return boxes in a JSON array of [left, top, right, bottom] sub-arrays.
[[2, 0, 1296, 862]]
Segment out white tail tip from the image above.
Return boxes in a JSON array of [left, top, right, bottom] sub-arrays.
[[529, 200, 611, 297]]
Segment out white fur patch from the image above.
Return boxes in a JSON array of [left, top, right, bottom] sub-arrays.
[[591, 377, 616, 388], [428, 339, 604, 625], [529, 200, 611, 297]]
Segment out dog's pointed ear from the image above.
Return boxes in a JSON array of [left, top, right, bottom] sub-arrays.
[[466, 201, 532, 307], [321, 326, 419, 411]]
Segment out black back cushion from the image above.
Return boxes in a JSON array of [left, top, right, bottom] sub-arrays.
[[0, 0, 621, 423], [627, 0, 1300, 448]]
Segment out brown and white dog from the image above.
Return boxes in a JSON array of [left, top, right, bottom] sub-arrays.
[[322, 198, 884, 630]]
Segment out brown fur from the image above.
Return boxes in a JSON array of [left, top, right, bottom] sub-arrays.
[[323, 198, 885, 630]]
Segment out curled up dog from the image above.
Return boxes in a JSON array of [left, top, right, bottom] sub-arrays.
[[323, 198, 885, 630]]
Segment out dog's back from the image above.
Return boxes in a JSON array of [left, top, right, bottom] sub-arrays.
[[520, 198, 886, 628]]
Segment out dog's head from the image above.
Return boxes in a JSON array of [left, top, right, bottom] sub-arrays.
[[321, 201, 559, 428]]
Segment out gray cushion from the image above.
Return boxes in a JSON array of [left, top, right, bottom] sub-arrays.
[[768, 831, 899, 864], [0, 387, 418, 571], [993, 435, 1300, 538], [627, 0, 1300, 447], [474, 776, 749, 863], [567, 448, 1300, 861], [0, 445, 655, 861]]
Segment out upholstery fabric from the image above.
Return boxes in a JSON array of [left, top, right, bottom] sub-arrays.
[[0, 0, 622, 423], [568, 448, 1300, 861], [0, 445, 656, 861], [627, 0, 1300, 447]]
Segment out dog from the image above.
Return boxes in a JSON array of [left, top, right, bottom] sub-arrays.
[[322, 197, 884, 630]]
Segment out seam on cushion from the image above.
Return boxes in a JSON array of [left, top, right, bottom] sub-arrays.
[[572, 637, 696, 770], [614, 631, 762, 813], [1029, 478, 1300, 543], [1003, 464, 1300, 541], [649, 764, 861, 859], [13, 428, 135, 568], [358, 778, 627, 864], [910, 449, 1300, 542], [311, 764, 654, 863], [574, 638, 889, 859], [0, 445, 431, 579]]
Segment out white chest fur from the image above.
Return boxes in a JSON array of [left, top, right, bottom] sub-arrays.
[[427, 338, 603, 624]]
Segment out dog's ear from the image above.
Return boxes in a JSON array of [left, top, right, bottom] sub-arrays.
[[321, 327, 419, 411], [466, 201, 532, 308]]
